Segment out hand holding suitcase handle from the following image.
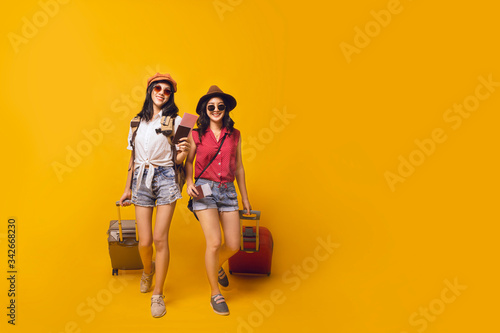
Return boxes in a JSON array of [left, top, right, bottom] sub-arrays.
[[119, 197, 133, 206], [239, 210, 261, 220], [116, 200, 132, 206]]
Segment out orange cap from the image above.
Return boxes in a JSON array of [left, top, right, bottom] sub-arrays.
[[147, 73, 177, 92]]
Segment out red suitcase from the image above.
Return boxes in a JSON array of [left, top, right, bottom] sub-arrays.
[[228, 210, 273, 276]]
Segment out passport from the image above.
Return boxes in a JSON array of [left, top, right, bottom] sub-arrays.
[[173, 113, 198, 143], [195, 183, 212, 199]]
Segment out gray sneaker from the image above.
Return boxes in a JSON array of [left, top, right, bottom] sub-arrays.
[[151, 295, 166, 318], [140, 262, 155, 293], [210, 294, 229, 315], [218, 267, 229, 287]]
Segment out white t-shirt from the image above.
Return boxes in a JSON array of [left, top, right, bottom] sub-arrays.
[[127, 113, 181, 190]]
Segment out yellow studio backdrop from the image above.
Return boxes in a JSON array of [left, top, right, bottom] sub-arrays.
[[1, 0, 499, 332]]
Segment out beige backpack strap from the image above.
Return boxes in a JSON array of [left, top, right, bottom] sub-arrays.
[[160, 115, 174, 145], [131, 116, 141, 132], [129, 116, 142, 177], [160, 115, 174, 133], [129, 116, 141, 148]]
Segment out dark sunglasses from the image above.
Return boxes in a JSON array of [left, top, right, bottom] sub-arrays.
[[153, 85, 172, 95], [207, 104, 226, 112]]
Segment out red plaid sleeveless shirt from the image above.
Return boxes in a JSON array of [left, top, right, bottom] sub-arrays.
[[193, 127, 240, 184]]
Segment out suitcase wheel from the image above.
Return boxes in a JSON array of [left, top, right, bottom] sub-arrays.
[[229, 270, 233, 275], [267, 272, 270, 276], [112, 268, 118, 276]]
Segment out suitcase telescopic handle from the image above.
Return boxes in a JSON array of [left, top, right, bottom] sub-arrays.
[[239, 210, 261, 252], [115, 200, 138, 242]]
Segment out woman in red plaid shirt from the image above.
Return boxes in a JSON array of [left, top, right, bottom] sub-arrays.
[[185, 85, 252, 315]]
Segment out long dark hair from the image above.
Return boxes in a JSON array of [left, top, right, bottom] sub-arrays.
[[195, 98, 235, 142], [137, 80, 179, 122]]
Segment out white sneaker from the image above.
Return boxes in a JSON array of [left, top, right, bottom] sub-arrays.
[[140, 262, 155, 293], [151, 295, 166, 318]]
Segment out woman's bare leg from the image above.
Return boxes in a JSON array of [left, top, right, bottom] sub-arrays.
[[135, 205, 154, 274], [218, 210, 241, 267], [197, 208, 223, 295], [152, 202, 176, 295]]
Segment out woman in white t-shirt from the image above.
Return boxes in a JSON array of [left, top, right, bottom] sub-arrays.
[[119, 73, 190, 318]]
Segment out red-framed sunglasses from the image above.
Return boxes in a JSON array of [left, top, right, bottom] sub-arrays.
[[153, 85, 172, 95]]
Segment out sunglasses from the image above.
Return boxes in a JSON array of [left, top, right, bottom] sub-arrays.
[[207, 104, 226, 112], [153, 85, 172, 95]]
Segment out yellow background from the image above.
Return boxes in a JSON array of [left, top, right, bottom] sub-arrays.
[[1, 0, 499, 332]]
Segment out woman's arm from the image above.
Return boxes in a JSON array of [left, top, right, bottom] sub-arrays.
[[184, 133, 199, 197], [175, 137, 190, 164], [235, 136, 252, 214], [174, 116, 190, 165], [119, 152, 134, 206]]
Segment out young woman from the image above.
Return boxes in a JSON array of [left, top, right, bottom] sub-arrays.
[[119, 73, 190, 318], [185, 85, 252, 315]]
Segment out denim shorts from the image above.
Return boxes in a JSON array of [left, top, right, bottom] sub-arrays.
[[192, 179, 239, 212], [131, 166, 182, 207]]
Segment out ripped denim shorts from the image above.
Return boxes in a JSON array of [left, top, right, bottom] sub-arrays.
[[192, 178, 239, 212], [131, 166, 182, 207]]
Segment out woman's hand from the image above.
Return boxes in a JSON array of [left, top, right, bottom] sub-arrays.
[[119, 190, 132, 206], [186, 183, 199, 198], [176, 137, 191, 153], [242, 198, 252, 215]]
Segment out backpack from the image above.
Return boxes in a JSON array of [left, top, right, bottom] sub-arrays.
[[130, 115, 186, 192]]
